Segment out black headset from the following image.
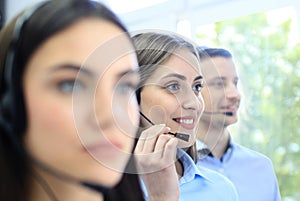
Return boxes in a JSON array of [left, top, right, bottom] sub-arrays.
[[0, 2, 47, 149]]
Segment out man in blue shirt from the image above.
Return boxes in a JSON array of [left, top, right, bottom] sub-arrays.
[[196, 47, 281, 201]]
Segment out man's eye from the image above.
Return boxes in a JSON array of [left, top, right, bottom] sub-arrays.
[[57, 80, 84, 93], [213, 81, 224, 88], [234, 80, 238, 86]]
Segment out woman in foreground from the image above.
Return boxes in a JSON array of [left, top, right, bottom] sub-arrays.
[[0, 0, 145, 200]]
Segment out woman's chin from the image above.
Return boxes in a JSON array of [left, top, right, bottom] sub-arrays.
[[87, 171, 123, 188], [177, 141, 193, 149]]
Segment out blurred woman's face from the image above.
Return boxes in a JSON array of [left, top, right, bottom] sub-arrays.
[[140, 49, 204, 148], [23, 18, 139, 187]]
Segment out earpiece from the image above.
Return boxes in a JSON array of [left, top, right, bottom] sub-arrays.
[[0, 91, 15, 131], [0, 2, 47, 140]]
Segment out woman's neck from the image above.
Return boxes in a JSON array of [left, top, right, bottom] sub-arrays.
[[28, 168, 103, 201], [175, 160, 183, 180]]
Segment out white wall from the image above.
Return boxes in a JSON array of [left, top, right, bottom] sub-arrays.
[[6, 0, 44, 21], [5, 0, 299, 40], [117, 0, 299, 40]]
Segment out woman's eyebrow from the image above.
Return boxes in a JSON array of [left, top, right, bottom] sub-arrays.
[[161, 73, 186, 81], [49, 64, 94, 76], [194, 75, 203, 81], [116, 68, 139, 79]]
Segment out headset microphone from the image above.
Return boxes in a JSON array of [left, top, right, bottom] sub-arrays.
[[203, 111, 233, 116], [139, 112, 190, 142], [81, 181, 109, 194], [223, 112, 233, 116]]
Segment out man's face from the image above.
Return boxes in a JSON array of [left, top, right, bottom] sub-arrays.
[[200, 56, 241, 127]]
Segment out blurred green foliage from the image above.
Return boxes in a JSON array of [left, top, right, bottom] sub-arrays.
[[196, 11, 300, 201]]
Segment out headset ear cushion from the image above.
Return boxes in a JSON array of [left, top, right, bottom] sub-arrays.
[[0, 92, 24, 152], [0, 92, 13, 129]]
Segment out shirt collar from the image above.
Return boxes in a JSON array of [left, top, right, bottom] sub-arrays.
[[221, 138, 235, 162], [196, 140, 213, 159], [196, 139, 209, 150], [177, 148, 211, 184], [196, 139, 234, 162]]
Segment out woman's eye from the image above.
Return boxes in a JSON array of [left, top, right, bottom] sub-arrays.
[[115, 82, 137, 95], [57, 80, 84, 93], [193, 82, 204, 93], [165, 83, 180, 92]]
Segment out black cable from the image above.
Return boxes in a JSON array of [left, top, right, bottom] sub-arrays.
[[32, 170, 59, 201]]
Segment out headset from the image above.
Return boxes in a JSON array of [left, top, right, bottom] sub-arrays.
[[0, 2, 47, 148]]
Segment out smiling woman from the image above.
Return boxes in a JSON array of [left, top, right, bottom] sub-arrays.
[[132, 32, 239, 201], [138, 48, 203, 147]]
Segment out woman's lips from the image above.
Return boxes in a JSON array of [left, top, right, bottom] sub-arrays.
[[84, 139, 125, 158], [172, 116, 196, 130]]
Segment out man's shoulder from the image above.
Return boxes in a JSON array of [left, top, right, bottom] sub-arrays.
[[232, 142, 273, 165]]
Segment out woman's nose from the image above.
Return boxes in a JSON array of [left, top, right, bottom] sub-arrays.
[[94, 85, 115, 131], [182, 89, 202, 111]]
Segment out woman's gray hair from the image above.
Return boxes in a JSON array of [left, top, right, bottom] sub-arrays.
[[132, 32, 199, 103]]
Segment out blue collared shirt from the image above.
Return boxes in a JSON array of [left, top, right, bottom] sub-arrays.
[[141, 148, 239, 201], [196, 139, 281, 201]]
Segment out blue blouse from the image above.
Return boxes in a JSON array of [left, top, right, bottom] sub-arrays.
[[141, 148, 239, 201]]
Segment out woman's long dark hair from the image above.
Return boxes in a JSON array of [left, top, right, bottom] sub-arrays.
[[107, 156, 145, 201], [0, 0, 143, 200]]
